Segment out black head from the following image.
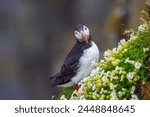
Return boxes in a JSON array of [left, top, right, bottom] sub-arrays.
[[74, 24, 90, 44]]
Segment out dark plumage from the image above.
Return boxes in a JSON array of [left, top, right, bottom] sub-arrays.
[[49, 24, 99, 90], [49, 38, 92, 86]]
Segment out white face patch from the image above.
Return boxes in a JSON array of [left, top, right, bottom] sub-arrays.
[[74, 30, 82, 41], [83, 25, 90, 38], [74, 25, 90, 42]]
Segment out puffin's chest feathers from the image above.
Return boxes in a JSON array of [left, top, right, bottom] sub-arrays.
[[80, 41, 99, 63], [71, 41, 99, 84]]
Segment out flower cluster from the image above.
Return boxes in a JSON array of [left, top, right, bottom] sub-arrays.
[[60, 16, 150, 100]]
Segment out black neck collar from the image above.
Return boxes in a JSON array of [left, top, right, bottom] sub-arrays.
[[77, 36, 92, 48]]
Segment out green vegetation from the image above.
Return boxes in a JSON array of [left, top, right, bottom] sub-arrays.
[[60, 9, 150, 100]]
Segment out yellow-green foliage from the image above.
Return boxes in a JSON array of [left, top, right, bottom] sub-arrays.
[[60, 10, 150, 100]]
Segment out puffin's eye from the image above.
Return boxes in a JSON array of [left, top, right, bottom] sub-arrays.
[[83, 26, 88, 31]]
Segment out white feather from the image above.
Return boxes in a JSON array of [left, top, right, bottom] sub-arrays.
[[58, 41, 99, 87], [71, 41, 99, 84]]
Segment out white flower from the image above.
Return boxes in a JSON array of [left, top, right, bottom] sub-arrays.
[[70, 90, 78, 99], [130, 94, 139, 100], [109, 83, 116, 90], [78, 85, 83, 93], [120, 39, 126, 44], [100, 59, 104, 62], [93, 91, 97, 96], [87, 82, 92, 88], [79, 76, 89, 84], [79, 96, 86, 100], [100, 70, 105, 76], [118, 91, 123, 97], [104, 50, 110, 57], [92, 83, 96, 91], [130, 33, 134, 38], [96, 67, 100, 71], [91, 67, 100, 76], [119, 69, 123, 74], [110, 75, 114, 81], [138, 24, 145, 30], [112, 48, 117, 51], [60, 95, 67, 100], [134, 62, 141, 69], [105, 57, 111, 62], [105, 71, 109, 78], [115, 66, 119, 71], [125, 57, 129, 63], [126, 72, 134, 80], [115, 66, 123, 74], [99, 88, 104, 94], [101, 76, 107, 83], [110, 92, 117, 100]]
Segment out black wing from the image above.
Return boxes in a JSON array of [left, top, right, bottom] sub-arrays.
[[48, 72, 61, 79], [61, 56, 80, 76], [61, 41, 91, 77], [60, 43, 83, 77], [50, 41, 91, 86]]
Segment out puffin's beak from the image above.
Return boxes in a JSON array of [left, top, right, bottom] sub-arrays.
[[81, 32, 89, 44]]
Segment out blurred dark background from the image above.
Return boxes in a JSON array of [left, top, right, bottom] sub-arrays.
[[0, 0, 149, 99]]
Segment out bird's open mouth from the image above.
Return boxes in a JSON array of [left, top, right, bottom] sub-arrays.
[[81, 32, 89, 44]]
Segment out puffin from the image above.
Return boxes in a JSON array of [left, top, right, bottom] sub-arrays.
[[49, 24, 99, 91]]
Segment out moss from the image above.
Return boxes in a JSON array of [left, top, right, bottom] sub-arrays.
[[59, 86, 75, 99], [60, 5, 150, 100]]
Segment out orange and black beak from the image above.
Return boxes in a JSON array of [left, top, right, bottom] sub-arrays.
[[81, 32, 89, 44]]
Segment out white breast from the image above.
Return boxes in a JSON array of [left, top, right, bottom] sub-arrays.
[[71, 41, 100, 84]]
